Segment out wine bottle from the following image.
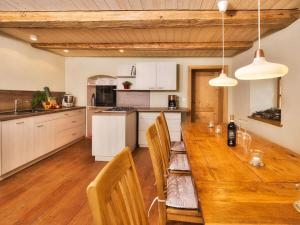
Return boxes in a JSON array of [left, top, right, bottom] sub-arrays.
[[227, 115, 236, 147]]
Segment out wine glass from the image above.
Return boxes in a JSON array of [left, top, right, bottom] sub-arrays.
[[237, 118, 244, 145], [242, 132, 252, 154]]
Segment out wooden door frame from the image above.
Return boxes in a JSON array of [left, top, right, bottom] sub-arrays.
[[187, 65, 228, 123]]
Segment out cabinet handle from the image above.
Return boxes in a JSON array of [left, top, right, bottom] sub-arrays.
[[16, 121, 24, 125], [72, 133, 76, 136], [72, 121, 76, 123], [64, 113, 69, 116], [37, 125, 44, 128]]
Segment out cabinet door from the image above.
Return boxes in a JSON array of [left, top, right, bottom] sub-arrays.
[[2, 118, 33, 174], [135, 62, 157, 90], [33, 121, 55, 159], [156, 62, 177, 90]]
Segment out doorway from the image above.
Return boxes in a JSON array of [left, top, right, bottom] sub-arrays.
[[188, 66, 228, 123]]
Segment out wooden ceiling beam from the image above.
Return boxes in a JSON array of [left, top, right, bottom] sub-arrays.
[[0, 10, 298, 29], [31, 42, 253, 51]]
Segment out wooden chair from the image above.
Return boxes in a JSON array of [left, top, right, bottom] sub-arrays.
[[146, 124, 203, 225], [156, 116, 190, 173], [160, 112, 186, 152], [86, 147, 149, 225]]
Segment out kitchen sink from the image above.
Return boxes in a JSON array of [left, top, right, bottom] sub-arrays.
[[0, 109, 46, 116]]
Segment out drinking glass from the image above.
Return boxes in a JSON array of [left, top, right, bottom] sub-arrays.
[[294, 183, 300, 213], [237, 118, 245, 145], [215, 124, 222, 134], [241, 133, 252, 154], [249, 149, 264, 167], [208, 121, 214, 128]]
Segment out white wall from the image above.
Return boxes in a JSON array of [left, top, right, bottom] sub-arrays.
[[65, 57, 233, 110], [250, 79, 277, 112], [232, 19, 300, 153], [0, 35, 65, 91]]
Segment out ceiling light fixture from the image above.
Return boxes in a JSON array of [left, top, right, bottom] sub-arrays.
[[209, 0, 238, 87], [119, 49, 124, 53], [235, 0, 288, 80], [29, 34, 38, 42], [63, 49, 69, 53]]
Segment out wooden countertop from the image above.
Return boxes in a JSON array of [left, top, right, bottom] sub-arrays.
[[181, 122, 300, 225], [0, 106, 86, 121]]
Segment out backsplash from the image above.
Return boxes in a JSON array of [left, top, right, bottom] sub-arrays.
[[0, 90, 64, 111], [117, 91, 150, 107]]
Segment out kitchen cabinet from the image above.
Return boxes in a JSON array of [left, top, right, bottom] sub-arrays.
[[1, 118, 34, 174], [54, 110, 85, 148], [92, 112, 136, 161], [135, 62, 157, 90], [135, 62, 177, 90], [156, 62, 177, 90], [138, 112, 181, 147], [1, 108, 85, 176], [33, 120, 55, 159]]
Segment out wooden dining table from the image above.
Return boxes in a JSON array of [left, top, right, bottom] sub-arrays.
[[181, 122, 300, 225]]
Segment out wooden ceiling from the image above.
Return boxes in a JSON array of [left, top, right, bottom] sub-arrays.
[[0, 0, 299, 57], [0, 0, 299, 11]]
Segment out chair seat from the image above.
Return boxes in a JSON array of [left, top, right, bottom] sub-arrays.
[[169, 153, 190, 171], [171, 141, 186, 152], [166, 175, 198, 209]]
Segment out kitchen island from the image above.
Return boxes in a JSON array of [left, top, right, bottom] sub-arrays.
[[92, 108, 136, 161]]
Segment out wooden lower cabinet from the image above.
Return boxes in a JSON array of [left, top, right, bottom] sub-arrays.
[[2, 118, 34, 174], [55, 125, 85, 149], [33, 120, 55, 159], [1, 109, 85, 176]]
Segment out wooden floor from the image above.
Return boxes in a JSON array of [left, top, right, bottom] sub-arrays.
[[0, 139, 193, 225]]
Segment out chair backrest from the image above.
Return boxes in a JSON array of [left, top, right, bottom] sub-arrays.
[[146, 124, 166, 201], [86, 147, 149, 225], [160, 112, 171, 148], [146, 124, 167, 225], [155, 116, 170, 171]]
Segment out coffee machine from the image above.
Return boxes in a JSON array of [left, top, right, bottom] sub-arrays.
[[168, 95, 178, 110]]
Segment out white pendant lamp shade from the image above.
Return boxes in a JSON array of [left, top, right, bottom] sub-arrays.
[[235, 0, 288, 80], [235, 49, 288, 80], [209, 70, 238, 87], [209, 0, 238, 87]]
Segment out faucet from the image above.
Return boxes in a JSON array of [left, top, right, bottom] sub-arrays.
[[14, 99, 19, 113]]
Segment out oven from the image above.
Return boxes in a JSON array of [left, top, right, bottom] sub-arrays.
[[95, 85, 117, 107]]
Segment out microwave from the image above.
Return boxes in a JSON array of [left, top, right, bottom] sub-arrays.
[[95, 85, 117, 107]]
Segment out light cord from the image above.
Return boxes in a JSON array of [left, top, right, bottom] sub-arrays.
[[258, 0, 261, 49], [222, 11, 225, 70]]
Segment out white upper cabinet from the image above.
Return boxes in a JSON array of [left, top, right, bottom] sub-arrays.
[[135, 62, 157, 90], [135, 62, 177, 90], [156, 62, 177, 90]]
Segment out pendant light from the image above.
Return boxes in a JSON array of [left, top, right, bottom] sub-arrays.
[[209, 0, 238, 87], [235, 0, 288, 80]]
